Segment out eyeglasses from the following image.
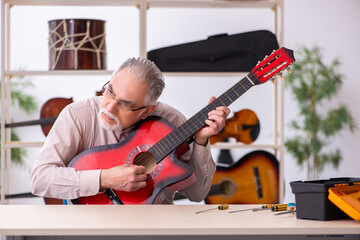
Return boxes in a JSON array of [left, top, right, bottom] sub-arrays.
[[101, 80, 150, 112]]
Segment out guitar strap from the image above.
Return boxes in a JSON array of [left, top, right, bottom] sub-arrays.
[[105, 188, 123, 205]]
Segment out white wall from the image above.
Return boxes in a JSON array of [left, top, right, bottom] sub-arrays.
[[2, 0, 360, 204], [282, 0, 360, 201]]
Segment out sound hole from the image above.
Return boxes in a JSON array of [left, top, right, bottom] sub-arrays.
[[132, 151, 157, 174], [218, 178, 237, 198]]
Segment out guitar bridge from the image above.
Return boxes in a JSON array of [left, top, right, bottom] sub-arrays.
[[253, 166, 263, 199]]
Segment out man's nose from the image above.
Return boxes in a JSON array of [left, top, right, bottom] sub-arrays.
[[106, 99, 118, 112]]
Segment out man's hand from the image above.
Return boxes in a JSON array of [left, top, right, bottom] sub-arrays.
[[195, 96, 231, 146], [100, 164, 147, 192]]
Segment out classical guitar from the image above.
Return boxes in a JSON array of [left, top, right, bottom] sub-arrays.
[[210, 109, 260, 145], [69, 47, 295, 204], [205, 150, 279, 204]]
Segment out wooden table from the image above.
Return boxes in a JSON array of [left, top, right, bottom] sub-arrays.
[[0, 205, 359, 239]]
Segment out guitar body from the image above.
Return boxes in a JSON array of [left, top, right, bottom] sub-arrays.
[[69, 116, 195, 205], [205, 150, 279, 204]]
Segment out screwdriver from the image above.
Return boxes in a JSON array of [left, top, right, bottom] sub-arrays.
[[274, 203, 296, 214], [229, 204, 273, 213], [252, 203, 288, 212], [195, 204, 229, 214], [272, 203, 296, 212], [271, 204, 288, 211], [275, 209, 296, 215]]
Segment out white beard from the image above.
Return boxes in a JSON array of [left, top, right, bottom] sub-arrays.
[[98, 108, 123, 132]]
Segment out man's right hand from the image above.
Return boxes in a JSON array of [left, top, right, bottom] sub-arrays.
[[100, 164, 147, 192]]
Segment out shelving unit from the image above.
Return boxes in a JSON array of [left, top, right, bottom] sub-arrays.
[[0, 0, 285, 204]]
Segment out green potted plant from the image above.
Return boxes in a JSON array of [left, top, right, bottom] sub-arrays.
[[0, 75, 38, 165], [284, 45, 356, 180]]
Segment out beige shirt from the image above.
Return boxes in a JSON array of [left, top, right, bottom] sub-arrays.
[[30, 96, 216, 204]]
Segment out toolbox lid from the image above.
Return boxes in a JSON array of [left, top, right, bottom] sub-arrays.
[[328, 184, 360, 221], [290, 177, 360, 194]]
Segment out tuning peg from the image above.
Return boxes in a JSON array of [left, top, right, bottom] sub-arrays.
[[256, 61, 261, 66], [263, 55, 269, 60]]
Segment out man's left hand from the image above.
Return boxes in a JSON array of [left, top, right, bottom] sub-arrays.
[[195, 96, 231, 146]]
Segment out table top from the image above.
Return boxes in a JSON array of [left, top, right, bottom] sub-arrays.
[[0, 204, 359, 236]]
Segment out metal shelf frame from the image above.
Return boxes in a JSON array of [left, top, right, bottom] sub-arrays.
[[0, 0, 285, 204]]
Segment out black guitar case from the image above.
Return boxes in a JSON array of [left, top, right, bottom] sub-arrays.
[[147, 30, 279, 72]]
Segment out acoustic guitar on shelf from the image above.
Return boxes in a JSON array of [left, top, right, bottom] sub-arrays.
[[210, 108, 260, 145], [69, 47, 295, 205], [174, 148, 279, 204], [205, 149, 279, 204]]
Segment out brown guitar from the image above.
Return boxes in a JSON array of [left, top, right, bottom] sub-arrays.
[[210, 109, 260, 145], [205, 150, 279, 204]]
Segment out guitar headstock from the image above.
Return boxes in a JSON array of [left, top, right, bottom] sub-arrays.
[[249, 47, 295, 85]]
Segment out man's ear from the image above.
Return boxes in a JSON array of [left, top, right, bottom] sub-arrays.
[[142, 105, 157, 119]]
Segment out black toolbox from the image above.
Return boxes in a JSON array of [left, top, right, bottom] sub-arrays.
[[290, 177, 360, 221]]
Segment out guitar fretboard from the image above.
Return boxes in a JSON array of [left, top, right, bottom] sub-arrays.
[[149, 74, 255, 162]]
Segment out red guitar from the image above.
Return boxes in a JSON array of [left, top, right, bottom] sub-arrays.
[[69, 47, 295, 204]]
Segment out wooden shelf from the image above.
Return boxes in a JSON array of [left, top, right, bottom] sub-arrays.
[[5, 70, 113, 77], [7, 0, 138, 7], [5, 70, 247, 77], [4, 141, 44, 148], [147, 0, 280, 9], [210, 142, 280, 149], [7, 0, 280, 8]]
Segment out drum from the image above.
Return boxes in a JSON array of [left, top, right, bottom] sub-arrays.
[[48, 19, 106, 70]]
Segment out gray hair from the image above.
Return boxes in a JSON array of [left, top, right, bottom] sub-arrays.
[[111, 57, 165, 105]]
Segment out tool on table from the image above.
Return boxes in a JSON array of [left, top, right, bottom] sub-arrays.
[[229, 203, 295, 214], [270, 204, 288, 212], [274, 203, 296, 215], [275, 210, 296, 215], [195, 204, 229, 214], [229, 204, 273, 213], [252, 203, 286, 212], [253, 203, 295, 212]]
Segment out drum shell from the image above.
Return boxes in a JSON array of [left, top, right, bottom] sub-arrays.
[[48, 19, 106, 70]]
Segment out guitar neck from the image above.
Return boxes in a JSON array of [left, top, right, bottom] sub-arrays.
[[149, 75, 255, 162]]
